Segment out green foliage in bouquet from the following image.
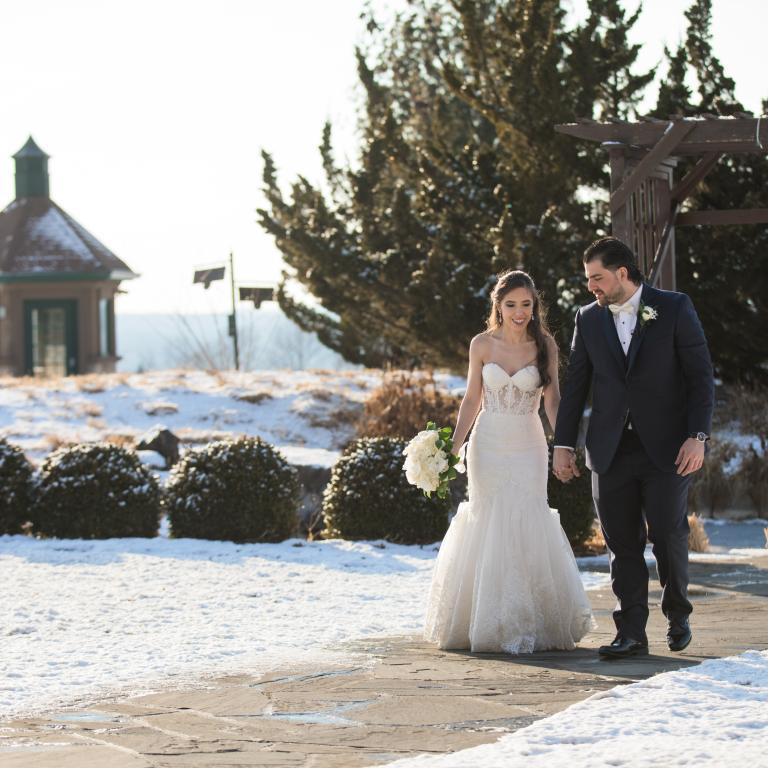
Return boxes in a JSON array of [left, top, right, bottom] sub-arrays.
[[322, 436, 449, 544], [0, 438, 35, 534], [546, 444, 595, 548], [424, 421, 462, 500], [34, 443, 161, 538], [165, 437, 299, 542]]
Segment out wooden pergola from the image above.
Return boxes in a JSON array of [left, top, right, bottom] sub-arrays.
[[555, 114, 768, 289]]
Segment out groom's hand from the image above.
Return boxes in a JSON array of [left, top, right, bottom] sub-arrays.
[[553, 447, 580, 483], [675, 438, 705, 476]]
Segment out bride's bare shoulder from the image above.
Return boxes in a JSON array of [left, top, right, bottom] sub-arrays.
[[470, 332, 492, 348], [469, 333, 492, 357]]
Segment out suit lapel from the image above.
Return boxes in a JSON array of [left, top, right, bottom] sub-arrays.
[[601, 304, 627, 372], [626, 284, 652, 373]]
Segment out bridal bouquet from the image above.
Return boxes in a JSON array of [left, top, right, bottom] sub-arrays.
[[402, 421, 466, 499]]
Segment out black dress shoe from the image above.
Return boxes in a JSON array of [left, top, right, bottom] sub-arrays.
[[598, 635, 649, 659], [667, 617, 692, 652]]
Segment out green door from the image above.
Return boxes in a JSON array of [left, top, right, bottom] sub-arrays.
[[24, 300, 78, 377]]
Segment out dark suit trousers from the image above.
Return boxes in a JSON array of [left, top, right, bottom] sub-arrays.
[[591, 428, 692, 642]]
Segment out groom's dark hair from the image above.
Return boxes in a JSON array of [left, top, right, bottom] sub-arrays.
[[583, 237, 644, 285]]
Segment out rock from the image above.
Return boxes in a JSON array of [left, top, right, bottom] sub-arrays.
[[136, 427, 180, 469], [290, 463, 332, 536]]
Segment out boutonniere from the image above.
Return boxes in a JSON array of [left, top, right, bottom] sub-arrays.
[[639, 302, 658, 326]]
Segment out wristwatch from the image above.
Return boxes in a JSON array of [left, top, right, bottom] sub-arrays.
[[691, 432, 709, 443]]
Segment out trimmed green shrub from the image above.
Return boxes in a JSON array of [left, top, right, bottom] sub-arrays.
[[165, 437, 299, 542], [0, 438, 35, 534], [322, 436, 449, 544], [34, 443, 161, 538], [547, 445, 595, 548]]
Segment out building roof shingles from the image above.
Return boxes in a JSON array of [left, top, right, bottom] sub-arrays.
[[0, 197, 137, 278]]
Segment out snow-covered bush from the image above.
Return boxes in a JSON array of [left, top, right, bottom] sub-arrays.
[[34, 443, 161, 538], [0, 438, 35, 534], [165, 437, 299, 542], [547, 443, 595, 548], [322, 437, 449, 544]]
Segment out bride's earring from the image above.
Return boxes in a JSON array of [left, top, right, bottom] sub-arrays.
[[497, 310, 503, 325]]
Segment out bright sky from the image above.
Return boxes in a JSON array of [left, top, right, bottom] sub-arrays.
[[0, 0, 764, 315]]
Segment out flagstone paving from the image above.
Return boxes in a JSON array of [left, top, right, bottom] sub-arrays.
[[3, 556, 767, 767]]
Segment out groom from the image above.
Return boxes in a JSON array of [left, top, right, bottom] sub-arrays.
[[553, 236, 714, 659]]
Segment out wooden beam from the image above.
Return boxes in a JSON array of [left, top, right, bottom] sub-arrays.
[[676, 141, 768, 155], [555, 117, 768, 155], [611, 121, 695, 214], [648, 209, 678, 287], [670, 152, 722, 204], [677, 209, 768, 226]]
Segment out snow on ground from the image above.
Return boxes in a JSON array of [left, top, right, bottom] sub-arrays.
[[383, 650, 768, 768], [0, 369, 386, 467], [1, 369, 766, 733], [0, 534, 609, 721]]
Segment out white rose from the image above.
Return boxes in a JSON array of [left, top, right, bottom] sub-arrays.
[[403, 430, 438, 456]]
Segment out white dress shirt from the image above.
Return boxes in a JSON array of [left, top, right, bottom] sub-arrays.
[[612, 285, 642, 356]]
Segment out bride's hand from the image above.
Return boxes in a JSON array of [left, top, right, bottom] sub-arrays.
[[553, 447, 579, 482], [452, 442, 468, 473]]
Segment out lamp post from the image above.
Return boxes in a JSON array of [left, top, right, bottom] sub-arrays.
[[228, 252, 239, 371], [193, 255, 276, 371], [192, 255, 239, 371]]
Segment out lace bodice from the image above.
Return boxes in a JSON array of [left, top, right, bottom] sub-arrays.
[[481, 363, 542, 415]]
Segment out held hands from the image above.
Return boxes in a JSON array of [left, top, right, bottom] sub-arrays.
[[675, 438, 705, 476], [553, 447, 580, 483]]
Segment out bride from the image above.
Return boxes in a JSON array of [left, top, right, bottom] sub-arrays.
[[424, 270, 594, 653]]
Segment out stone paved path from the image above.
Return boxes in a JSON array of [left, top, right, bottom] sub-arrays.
[[3, 557, 767, 767]]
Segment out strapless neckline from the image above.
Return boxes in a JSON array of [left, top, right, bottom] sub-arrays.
[[481, 362, 541, 397], [483, 361, 538, 380]]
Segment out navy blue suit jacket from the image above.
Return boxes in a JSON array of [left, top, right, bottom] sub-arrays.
[[554, 284, 714, 475]]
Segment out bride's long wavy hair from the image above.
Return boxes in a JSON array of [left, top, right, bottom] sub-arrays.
[[485, 270, 554, 388]]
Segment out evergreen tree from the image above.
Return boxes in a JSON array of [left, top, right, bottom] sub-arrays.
[[256, 1, 665, 370], [652, 0, 768, 383]]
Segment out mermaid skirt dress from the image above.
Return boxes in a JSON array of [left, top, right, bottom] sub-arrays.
[[423, 363, 594, 653]]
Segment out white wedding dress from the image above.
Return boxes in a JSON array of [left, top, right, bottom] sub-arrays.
[[424, 362, 594, 653]]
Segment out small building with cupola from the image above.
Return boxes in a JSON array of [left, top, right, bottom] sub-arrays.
[[0, 137, 137, 376]]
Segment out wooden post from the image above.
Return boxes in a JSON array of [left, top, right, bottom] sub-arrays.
[[606, 143, 678, 289]]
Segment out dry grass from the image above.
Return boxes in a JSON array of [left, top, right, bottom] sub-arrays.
[[74, 373, 129, 392], [304, 405, 362, 430], [103, 433, 136, 449], [142, 401, 179, 416], [172, 428, 232, 445], [76, 402, 104, 418], [78, 382, 106, 394], [42, 433, 77, 451], [573, 523, 607, 556], [295, 386, 332, 402], [739, 447, 768, 517], [687, 514, 710, 552], [575, 517, 709, 555], [356, 370, 462, 440], [233, 392, 273, 405], [688, 440, 739, 515], [721, 384, 768, 450]]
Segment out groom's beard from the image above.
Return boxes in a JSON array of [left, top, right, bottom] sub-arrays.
[[594, 287, 628, 306]]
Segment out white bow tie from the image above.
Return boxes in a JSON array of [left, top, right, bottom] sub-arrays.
[[608, 301, 636, 316]]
